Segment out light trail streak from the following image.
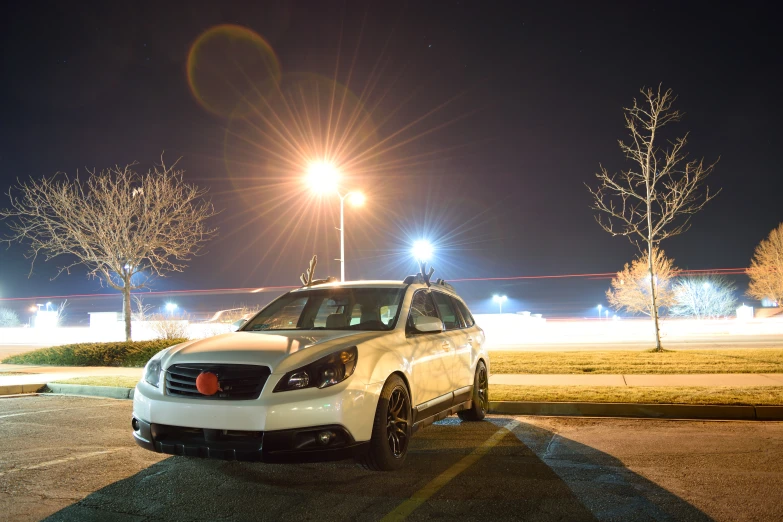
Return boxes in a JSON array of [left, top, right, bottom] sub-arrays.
[[0, 269, 749, 301]]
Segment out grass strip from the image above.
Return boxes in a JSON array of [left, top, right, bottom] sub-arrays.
[[2, 339, 187, 367], [490, 349, 783, 375], [51, 376, 141, 388], [490, 385, 783, 405]]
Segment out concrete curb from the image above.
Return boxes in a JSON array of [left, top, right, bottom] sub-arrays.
[[489, 401, 783, 420], [45, 383, 135, 400], [0, 384, 46, 395]]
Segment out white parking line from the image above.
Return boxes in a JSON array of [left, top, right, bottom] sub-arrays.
[[0, 448, 125, 477], [0, 402, 121, 420]]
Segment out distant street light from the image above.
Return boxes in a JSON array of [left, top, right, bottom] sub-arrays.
[[493, 294, 508, 314], [46, 301, 52, 311], [306, 161, 365, 282], [165, 302, 178, 315], [29, 305, 38, 313], [597, 304, 603, 320]]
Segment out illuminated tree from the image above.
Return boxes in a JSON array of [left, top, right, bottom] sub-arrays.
[[0, 156, 217, 341], [0, 308, 21, 327], [607, 249, 676, 317], [747, 223, 783, 306], [588, 85, 719, 350], [671, 276, 737, 319]]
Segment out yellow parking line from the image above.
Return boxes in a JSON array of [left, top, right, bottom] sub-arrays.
[[381, 419, 520, 521]]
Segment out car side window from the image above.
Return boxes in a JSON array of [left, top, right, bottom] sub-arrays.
[[432, 292, 461, 330], [407, 290, 439, 329], [453, 298, 475, 327]]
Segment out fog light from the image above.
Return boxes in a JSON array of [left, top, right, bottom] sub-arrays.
[[317, 431, 334, 445], [131, 418, 140, 432]]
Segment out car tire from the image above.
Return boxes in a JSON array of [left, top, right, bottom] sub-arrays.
[[357, 374, 411, 471], [458, 360, 488, 421]]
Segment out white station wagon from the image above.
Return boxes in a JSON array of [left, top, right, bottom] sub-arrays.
[[132, 274, 489, 470]]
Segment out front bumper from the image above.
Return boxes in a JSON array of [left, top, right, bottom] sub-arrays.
[[132, 416, 368, 462]]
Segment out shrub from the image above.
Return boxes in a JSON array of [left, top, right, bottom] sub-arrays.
[[148, 313, 190, 340], [1, 338, 189, 367], [0, 308, 21, 327]]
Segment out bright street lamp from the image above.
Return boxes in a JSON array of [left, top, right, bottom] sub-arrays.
[[411, 240, 433, 263], [46, 302, 52, 311], [597, 304, 603, 320], [493, 294, 508, 314], [165, 302, 177, 315], [306, 161, 365, 282]]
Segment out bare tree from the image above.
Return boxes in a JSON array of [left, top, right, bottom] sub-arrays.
[[0, 308, 21, 327], [607, 249, 676, 317], [131, 294, 154, 322], [671, 276, 737, 319], [588, 85, 719, 350], [0, 156, 217, 341], [54, 299, 69, 326], [747, 223, 783, 306]]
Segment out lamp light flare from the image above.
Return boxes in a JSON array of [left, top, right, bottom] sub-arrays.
[[492, 294, 507, 313], [306, 161, 340, 194], [347, 191, 365, 207], [411, 240, 434, 262]]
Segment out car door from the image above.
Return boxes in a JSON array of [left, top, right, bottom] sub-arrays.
[[452, 297, 481, 393], [405, 289, 454, 411], [430, 291, 465, 392]]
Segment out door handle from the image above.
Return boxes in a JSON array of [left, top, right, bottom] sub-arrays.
[[441, 341, 451, 351]]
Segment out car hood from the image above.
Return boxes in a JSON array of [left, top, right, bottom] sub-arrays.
[[162, 330, 388, 373]]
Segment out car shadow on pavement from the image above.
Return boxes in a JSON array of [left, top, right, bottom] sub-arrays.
[[509, 419, 712, 521], [44, 418, 709, 521]]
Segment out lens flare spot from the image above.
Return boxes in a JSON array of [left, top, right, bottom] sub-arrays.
[[187, 24, 281, 117]]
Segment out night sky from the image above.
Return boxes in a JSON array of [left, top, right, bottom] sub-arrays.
[[1, 1, 781, 317]]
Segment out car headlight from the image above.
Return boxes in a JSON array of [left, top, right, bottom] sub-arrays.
[[274, 346, 358, 392], [143, 348, 171, 388]]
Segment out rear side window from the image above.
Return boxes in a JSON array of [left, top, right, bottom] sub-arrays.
[[432, 292, 461, 330], [454, 298, 475, 327]]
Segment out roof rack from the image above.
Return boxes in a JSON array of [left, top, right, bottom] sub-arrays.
[[434, 278, 456, 292], [403, 260, 437, 287]]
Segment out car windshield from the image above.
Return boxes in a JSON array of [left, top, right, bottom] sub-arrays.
[[241, 287, 406, 332]]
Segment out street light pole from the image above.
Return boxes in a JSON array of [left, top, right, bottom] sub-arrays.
[[339, 192, 345, 283]]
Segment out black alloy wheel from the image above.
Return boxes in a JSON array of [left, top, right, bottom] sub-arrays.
[[357, 374, 412, 471], [458, 360, 488, 421], [386, 387, 410, 458], [476, 364, 489, 414]]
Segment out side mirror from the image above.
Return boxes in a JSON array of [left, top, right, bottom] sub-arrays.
[[231, 319, 248, 331], [412, 315, 444, 333]]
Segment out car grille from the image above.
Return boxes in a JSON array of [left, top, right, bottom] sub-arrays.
[[165, 364, 271, 400]]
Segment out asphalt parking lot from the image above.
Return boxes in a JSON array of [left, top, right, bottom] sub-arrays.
[[1, 395, 782, 521]]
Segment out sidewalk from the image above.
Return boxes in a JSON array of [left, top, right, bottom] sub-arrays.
[[0, 364, 141, 387], [490, 373, 783, 387]]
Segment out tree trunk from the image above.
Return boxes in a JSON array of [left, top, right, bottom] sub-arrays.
[[648, 244, 663, 351], [123, 279, 132, 342]]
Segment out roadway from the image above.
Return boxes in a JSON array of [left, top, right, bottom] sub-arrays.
[[1, 395, 781, 521]]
